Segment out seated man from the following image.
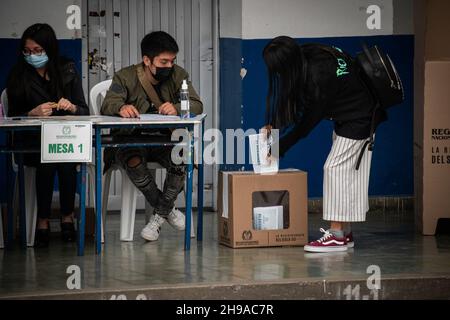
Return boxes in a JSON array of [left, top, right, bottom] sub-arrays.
[[101, 31, 203, 241]]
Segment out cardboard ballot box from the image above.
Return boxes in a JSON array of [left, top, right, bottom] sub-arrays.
[[218, 170, 308, 248], [415, 61, 450, 234], [414, 0, 450, 234]]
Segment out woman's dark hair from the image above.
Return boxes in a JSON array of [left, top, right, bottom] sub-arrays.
[[141, 31, 179, 60], [263, 36, 305, 129], [7, 23, 64, 99]]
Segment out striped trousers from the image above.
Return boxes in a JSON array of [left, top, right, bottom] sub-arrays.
[[323, 132, 373, 222]]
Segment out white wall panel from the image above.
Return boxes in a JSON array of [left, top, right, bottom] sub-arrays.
[[120, 0, 130, 67], [152, 0, 161, 30], [0, 0, 83, 39], [218, 0, 242, 39], [241, 0, 394, 39]]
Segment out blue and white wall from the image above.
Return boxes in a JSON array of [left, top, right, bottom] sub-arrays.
[[0, 0, 83, 87], [219, 0, 414, 198], [0, 0, 83, 201]]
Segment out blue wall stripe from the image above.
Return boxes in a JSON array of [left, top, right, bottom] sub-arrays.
[[219, 38, 244, 171]]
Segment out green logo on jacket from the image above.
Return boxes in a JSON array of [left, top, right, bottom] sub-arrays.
[[333, 46, 350, 77], [336, 58, 349, 77]]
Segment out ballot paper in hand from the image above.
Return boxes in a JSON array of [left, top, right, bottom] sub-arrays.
[[249, 133, 278, 174]]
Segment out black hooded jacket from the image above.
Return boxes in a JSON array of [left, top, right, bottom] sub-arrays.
[[7, 57, 89, 117], [6, 57, 89, 165], [277, 44, 387, 157]]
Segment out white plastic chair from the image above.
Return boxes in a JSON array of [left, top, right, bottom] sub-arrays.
[[1, 90, 8, 118], [1, 89, 38, 247], [90, 80, 194, 242], [89, 80, 112, 117]]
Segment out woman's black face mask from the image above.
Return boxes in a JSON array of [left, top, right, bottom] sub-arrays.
[[153, 66, 173, 82]]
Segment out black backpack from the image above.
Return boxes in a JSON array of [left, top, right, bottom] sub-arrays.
[[355, 43, 404, 110], [352, 43, 404, 169], [300, 43, 404, 170]]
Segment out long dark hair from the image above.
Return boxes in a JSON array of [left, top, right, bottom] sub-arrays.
[[7, 23, 64, 100], [263, 36, 306, 129]]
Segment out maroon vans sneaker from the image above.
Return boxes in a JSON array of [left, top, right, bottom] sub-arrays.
[[304, 228, 348, 253]]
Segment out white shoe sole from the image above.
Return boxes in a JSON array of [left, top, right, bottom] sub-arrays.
[[347, 242, 354, 248], [304, 251, 349, 258], [140, 231, 159, 242], [304, 245, 348, 253]]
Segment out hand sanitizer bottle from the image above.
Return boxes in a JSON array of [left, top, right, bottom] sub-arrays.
[[180, 79, 190, 119]]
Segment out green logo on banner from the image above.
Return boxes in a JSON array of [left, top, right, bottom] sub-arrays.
[[62, 126, 71, 135]]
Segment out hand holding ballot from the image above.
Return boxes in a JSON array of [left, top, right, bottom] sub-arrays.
[[249, 127, 278, 174], [262, 124, 272, 136]]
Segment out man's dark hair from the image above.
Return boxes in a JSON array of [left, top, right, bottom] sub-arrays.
[[141, 31, 179, 59]]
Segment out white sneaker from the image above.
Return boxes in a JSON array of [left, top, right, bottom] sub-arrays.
[[141, 214, 165, 241], [167, 208, 185, 231]]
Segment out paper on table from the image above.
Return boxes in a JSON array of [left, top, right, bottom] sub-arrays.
[[139, 114, 181, 121]]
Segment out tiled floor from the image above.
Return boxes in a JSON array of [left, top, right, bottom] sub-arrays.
[[1, 209, 449, 299]]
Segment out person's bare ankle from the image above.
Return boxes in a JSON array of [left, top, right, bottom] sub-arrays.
[[38, 219, 49, 230], [62, 214, 74, 224], [330, 221, 344, 231]]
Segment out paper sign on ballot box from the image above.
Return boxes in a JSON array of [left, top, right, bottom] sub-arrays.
[[41, 121, 92, 163]]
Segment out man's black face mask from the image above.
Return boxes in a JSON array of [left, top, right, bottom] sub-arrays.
[[153, 66, 173, 82]]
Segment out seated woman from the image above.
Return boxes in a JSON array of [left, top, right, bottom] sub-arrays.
[[6, 23, 89, 248]]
